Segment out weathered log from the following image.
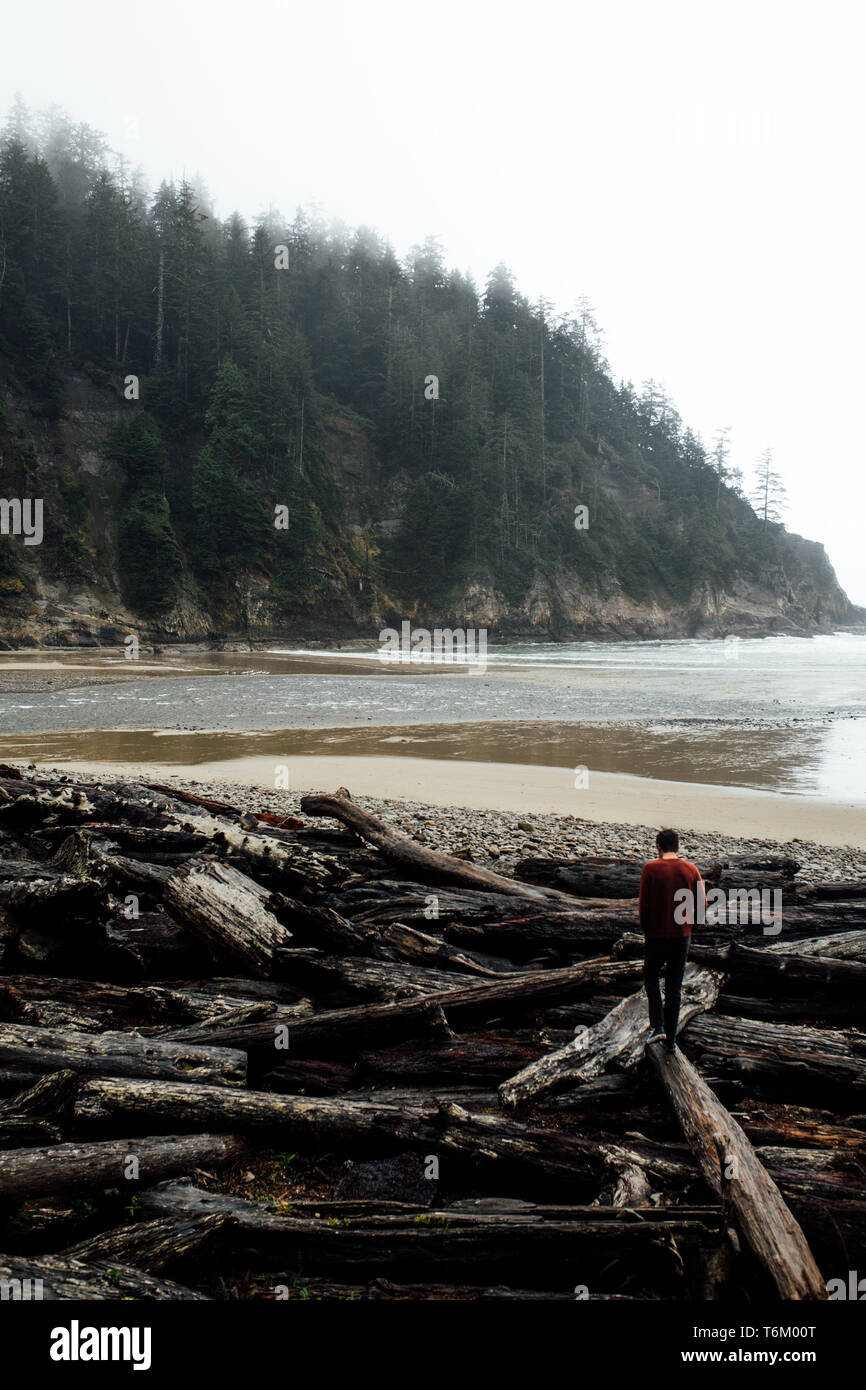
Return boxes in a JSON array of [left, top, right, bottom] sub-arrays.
[[776, 902, 866, 932], [687, 941, 866, 995], [73, 1079, 689, 1193], [752, 1143, 866, 1204], [0, 1067, 79, 1148], [0, 1252, 210, 1300], [445, 906, 640, 955], [0, 1132, 248, 1201], [0, 1067, 79, 1120], [514, 857, 644, 898], [376, 922, 510, 977], [0, 852, 66, 883], [268, 897, 371, 955], [160, 1001, 277, 1040], [264, 1034, 545, 1092], [681, 1014, 866, 1104], [124, 994, 455, 1059], [595, 1157, 653, 1208], [137, 1182, 722, 1273], [0, 872, 106, 926], [514, 854, 804, 901], [0, 976, 248, 1031], [766, 930, 866, 961], [56, 822, 213, 855], [300, 790, 570, 901], [0, 1117, 63, 1148], [710, 869, 797, 897], [275, 947, 469, 1001], [716, 993, 864, 1027], [345, 881, 537, 926], [646, 1039, 826, 1300], [739, 1112, 866, 1153], [708, 854, 800, 876], [164, 858, 292, 976], [356, 1034, 545, 1085], [262, 1057, 359, 1094], [498, 966, 723, 1109], [146, 781, 245, 818], [171, 957, 643, 1054], [104, 912, 215, 980], [65, 1212, 233, 1272], [169, 811, 343, 894], [259, 1278, 581, 1300], [799, 880, 866, 901], [0, 1021, 247, 1086]]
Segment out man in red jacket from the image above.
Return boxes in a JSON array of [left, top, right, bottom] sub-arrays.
[[639, 829, 706, 1052]]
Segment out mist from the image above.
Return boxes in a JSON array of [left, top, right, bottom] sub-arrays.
[[4, 0, 864, 599]]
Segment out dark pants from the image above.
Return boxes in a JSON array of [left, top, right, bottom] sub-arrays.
[[643, 937, 691, 1045]]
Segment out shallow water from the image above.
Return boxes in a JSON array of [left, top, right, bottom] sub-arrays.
[[1, 716, 865, 801], [1, 633, 864, 801]]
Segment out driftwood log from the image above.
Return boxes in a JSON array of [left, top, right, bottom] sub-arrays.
[[164, 859, 292, 976], [1, 769, 863, 1300], [300, 790, 570, 901], [646, 1040, 827, 1301], [0, 1132, 248, 1201], [0, 1021, 246, 1087], [0, 1252, 210, 1300], [498, 966, 723, 1108]]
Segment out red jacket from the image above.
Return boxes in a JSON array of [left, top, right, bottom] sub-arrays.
[[639, 856, 705, 939]]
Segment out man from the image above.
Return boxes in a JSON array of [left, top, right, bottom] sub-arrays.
[[639, 829, 706, 1052]]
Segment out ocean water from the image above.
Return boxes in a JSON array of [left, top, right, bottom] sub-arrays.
[[1, 632, 864, 800]]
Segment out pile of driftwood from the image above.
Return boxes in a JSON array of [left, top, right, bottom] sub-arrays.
[[0, 765, 863, 1301]]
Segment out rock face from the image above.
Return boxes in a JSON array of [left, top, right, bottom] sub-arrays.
[[456, 549, 859, 641], [0, 368, 861, 649]]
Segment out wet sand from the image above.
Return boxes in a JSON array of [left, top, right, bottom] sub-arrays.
[[0, 717, 860, 799], [45, 753, 866, 848]]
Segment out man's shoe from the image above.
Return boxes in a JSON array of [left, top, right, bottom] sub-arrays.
[[647, 1029, 665, 1044], [664, 1038, 677, 1053]]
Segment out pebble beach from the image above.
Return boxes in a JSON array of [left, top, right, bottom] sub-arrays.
[[18, 763, 866, 887]]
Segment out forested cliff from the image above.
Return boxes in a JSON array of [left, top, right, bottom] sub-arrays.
[[0, 106, 859, 647]]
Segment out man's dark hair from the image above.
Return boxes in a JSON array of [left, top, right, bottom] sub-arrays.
[[656, 828, 679, 853]]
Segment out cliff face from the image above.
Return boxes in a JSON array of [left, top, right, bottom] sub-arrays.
[[0, 366, 860, 649]]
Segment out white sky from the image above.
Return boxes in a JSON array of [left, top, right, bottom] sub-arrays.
[[5, 0, 865, 602]]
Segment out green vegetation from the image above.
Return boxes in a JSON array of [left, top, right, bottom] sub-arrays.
[[0, 102, 840, 625], [104, 414, 181, 614]]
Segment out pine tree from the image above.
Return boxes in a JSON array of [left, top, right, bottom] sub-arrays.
[[750, 448, 788, 524]]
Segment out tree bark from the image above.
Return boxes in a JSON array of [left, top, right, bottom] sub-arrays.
[[65, 1212, 232, 1273], [646, 1040, 827, 1300], [0, 1252, 209, 1300], [137, 1182, 722, 1273], [682, 1014, 866, 1103], [0, 1021, 246, 1087], [499, 966, 722, 1108], [164, 859, 292, 976], [300, 790, 571, 901], [169, 957, 642, 1053], [0, 1132, 248, 1201]]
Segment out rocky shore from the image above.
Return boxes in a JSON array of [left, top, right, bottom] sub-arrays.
[[17, 764, 866, 886]]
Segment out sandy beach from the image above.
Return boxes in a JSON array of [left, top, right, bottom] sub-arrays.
[[47, 752, 866, 848]]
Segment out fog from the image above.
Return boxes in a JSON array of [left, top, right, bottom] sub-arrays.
[[5, 0, 865, 600]]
